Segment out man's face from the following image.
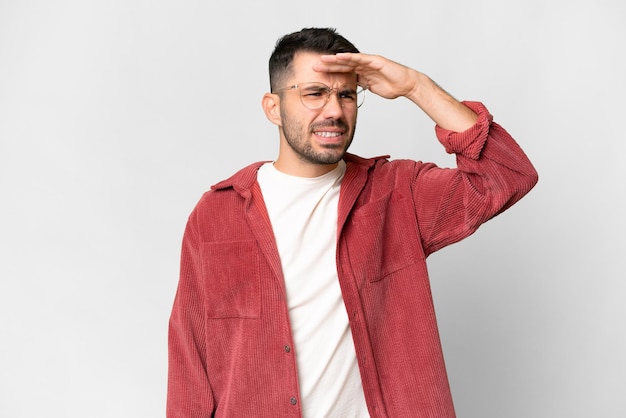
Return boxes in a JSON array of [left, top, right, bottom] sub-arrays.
[[277, 52, 358, 169]]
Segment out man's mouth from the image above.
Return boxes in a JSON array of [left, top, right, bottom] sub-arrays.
[[311, 120, 348, 142], [315, 131, 343, 138]]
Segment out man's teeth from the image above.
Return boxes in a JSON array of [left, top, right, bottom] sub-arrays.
[[316, 131, 342, 137]]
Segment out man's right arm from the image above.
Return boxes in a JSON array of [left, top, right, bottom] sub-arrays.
[[167, 218, 214, 417], [315, 52, 478, 132]]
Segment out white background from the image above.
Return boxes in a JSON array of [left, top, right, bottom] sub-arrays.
[[1, 0, 624, 417]]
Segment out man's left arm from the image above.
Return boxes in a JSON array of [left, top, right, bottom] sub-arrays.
[[316, 53, 538, 254]]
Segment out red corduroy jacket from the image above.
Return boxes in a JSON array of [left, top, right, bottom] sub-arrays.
[[167, 102, 538, 417]]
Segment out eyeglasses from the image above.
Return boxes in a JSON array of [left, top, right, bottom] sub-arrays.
[[273, 81, 366, 110]]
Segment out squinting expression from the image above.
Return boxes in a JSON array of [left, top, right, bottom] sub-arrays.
[[279, 105, 356, 165], [278, 52, 358, 167]]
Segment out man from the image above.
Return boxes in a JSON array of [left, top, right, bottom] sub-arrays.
[[167, 28, 538, 417]]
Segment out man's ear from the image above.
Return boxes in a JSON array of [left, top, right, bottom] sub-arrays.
[[262, 93, 282, 126]]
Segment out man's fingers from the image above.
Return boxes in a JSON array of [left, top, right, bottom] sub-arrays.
[[313, 62, 357, 73], [314, 53, 377, 75], [319, 53, 369, 67]]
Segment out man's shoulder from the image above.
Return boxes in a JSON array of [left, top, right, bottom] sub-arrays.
[[189, 161, 268, 217], [344, 153, 420, 178], [344, 152, 389, 167], [210, 160, 269, 192]]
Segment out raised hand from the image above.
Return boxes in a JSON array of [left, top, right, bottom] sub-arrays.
[[314, 52, 477, 132], [314, 53, 417, 100]]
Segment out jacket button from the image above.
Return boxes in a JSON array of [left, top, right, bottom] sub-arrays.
[[290, 397, 297, 405], [284, 345, 291, 353]]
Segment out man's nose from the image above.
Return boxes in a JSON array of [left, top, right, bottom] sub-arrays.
[[322, 91, 344, 117]]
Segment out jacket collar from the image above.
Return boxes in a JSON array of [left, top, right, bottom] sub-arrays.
[[210, 153, 388, 196]]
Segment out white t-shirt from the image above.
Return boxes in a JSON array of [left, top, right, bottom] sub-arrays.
[[257, 161, 369, 418]]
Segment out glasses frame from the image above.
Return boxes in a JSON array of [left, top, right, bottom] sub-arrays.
[[273, 81, 366, 110]]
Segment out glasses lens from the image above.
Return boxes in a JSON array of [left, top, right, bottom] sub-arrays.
[[298, 83, 365, 110], [356, 86, 365, 108], [299, 83, 329, 109]]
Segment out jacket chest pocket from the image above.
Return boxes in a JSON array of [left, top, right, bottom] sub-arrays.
[[200, 241, 261, 319], [348, 193, 423, 282]]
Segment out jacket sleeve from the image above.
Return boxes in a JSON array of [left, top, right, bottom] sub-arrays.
[[415, 101, 538, 256], [167, 211, 214, 417]]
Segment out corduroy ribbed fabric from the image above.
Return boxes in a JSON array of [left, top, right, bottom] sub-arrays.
[[167, 101, 538, 417]]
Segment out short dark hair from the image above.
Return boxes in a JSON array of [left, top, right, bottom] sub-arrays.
[[269, 28, 359, 91]]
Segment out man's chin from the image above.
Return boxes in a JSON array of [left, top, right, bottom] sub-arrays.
[[298, 152, 342, 166], [311, 146, 347, 165]]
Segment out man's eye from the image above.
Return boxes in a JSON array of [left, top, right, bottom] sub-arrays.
[[340, 91, 357, 100], [303, 90, 326, 97]]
